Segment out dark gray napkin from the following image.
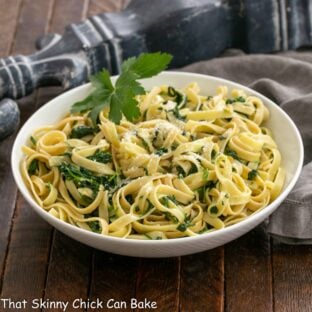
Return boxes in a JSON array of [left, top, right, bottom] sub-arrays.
[[181, 50, 312, 244]]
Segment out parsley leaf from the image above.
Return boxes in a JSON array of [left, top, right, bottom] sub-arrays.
[[226, 96, 246, 104], [224, 146, 241, 161], [58, 163, 117, 193], [28, 159, 38, 175], [109, 71, 143, 123], [167, 86, 187, 108], [164, 212, 179, 223], [69, 125, 98, 139], [155, 147, 168, 156], [209, 205, 219, 214], [121, 52, 173, 78], [71, 52, 173, 125], [30, 136, 37, 146], [71, 70, 113, 114], [202, 168, 209, 181], [177, 215, 193, 232], [87, 150, 112, 163], [248, 169, 258, 180], [90, 70, 114, 92], [88, 221, 101, 233]]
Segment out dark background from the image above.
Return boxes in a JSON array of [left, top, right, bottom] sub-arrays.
[[0, 0, 311, 311]]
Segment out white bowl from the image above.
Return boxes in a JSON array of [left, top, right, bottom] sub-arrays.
[[11, 72, 303, 257]]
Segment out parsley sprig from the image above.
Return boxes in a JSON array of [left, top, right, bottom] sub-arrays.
[[71, 52, 173, 125]]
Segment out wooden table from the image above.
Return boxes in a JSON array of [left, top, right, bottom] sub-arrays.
[[0, 1, 311, 311]]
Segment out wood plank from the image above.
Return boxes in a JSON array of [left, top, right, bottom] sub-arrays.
[[0, 0, 23, 57], [135, 258, 180, 312], [0, 0, 55, 296], [0, 193, 53, 300], [272, 240, 312, 312], [0, 0, 23, 289], [88, 253, 138, 312], [224, 226, 273, 312], [0, 138, 18, 291], [180, 248, 224, 312], [50, 0, 89, 34], [12, 0, 55, 54], [0, 95, 41, 293], [87, 0, 127, 16], [43, 233, 92, 312]]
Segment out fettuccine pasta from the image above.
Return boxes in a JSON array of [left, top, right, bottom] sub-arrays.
[[21, 83, 285, 239]]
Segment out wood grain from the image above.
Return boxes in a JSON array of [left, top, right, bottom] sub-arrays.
[[272, 240, 312, 312], [0, 0, 22, 57], [12, 0, 55, 54], [0, 0, 23, 289], [180, 248, 224, 312], [88, 0, 127, 16], [0, 193, 52, 301], [50, 0, 89, 34], [135, 257, 180, 312], [0, 2, 311, 312], [224, 225, 273, 312], [43, 233, 92, 312], [88, 253, 138, 312], [0, 0, 55, 297], [0, 133, 19, 291]]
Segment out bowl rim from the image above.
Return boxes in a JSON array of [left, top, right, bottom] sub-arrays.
[[11, 71, 304, 246]]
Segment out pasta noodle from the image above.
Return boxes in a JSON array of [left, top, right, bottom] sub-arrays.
[[21, 83, 285, 240]]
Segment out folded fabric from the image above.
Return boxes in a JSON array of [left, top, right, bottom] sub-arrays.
[[181, 50, 312, 244]]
